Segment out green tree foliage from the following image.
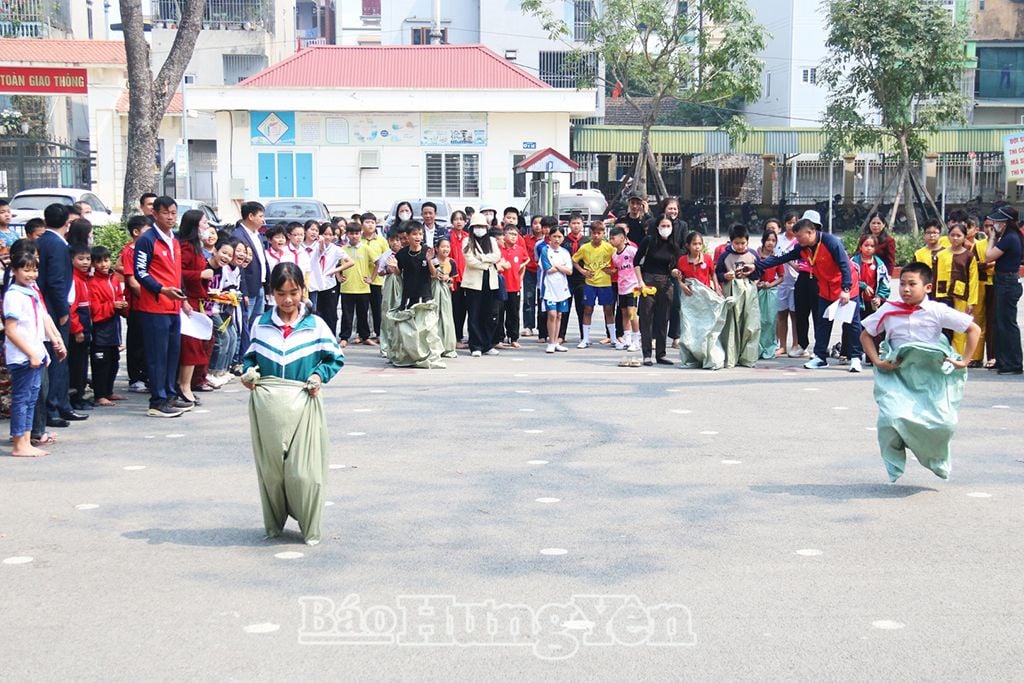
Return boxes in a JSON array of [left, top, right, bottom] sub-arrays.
[[821, 0, 968, 234], [522, 0, 765, 200]]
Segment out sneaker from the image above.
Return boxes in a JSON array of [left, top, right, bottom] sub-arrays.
[[147, 402, 184, 418], [546, 344, 556, 354], [628, 356, 642, 368], [787, 346, 805, 358], [803, 357, 828, 369], [171, 398, 195, 411], [628, 341, 641, 353], [554, 345, 568, 352], [577, 340, 590, 349], [849, 358, 862, 373], [614, 340, 628, 350], [471, 350, 482, 357], [485, 348, 500, 356], [837, 356, 849, 366], [128, 381, 147, 393]]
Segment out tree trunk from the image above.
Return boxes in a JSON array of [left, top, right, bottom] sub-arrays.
[[119, 0, 207, 219], [646, 145, 668, 200], [897, 134, 920, 236], [632, 124, 651, 201], [857, 168, 902, 234], [888, 167, 906, 229]]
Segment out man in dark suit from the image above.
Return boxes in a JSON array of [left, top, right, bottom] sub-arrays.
[[231, 201, 268, 364], [35, 203, 88, 426]]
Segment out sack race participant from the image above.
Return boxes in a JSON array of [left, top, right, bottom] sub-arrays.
[[386, 220, 446, 369], [860, 262, 980, 483], [432, 238, 459, 359], [715, 224, 761, 368], [242, 263, 344, 545], [677, 279, 732, 371]]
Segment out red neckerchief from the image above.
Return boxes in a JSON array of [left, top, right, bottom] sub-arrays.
[[267, 248, 284, 264], [876, 301, 922, 325], [281, 324, 293, 338]]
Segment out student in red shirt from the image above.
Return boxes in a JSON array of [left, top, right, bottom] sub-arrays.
[[447, 209, 470, 347], [673, 230, 718, 295], [496, 225, 528, 348], [68, 244, 93, 411], [88, 245, 127, 406], [121, 215, 150, 393]]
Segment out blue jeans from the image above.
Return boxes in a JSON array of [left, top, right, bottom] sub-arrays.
[[140, 312, 181, 407], [238, 295, 265, 364], [8, 362, 43, 437], [45, 318, 72, 419], [209, 312, 238, 374], [813, 295, 862, 362]]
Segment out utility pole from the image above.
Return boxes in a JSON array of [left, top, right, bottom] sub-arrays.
[[430, 0, 443, 44]]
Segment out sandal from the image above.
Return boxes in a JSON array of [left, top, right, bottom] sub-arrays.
[[628, 356, 642, 368], [967, 360, 981, 368], [31, 433, 57, 446], [985, 360, 997, 369], [618, 356, 631, 367]]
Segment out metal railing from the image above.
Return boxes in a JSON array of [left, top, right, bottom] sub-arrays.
[[151, 0, 274, 32], [0, 0, 71, 37]]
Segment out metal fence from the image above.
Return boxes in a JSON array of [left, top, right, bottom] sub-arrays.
[[151, 0, 274, 31], [0, 138, 92, 196], [0, 0, 71, 37]]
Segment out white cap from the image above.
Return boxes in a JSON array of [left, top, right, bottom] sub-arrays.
[[801, 210, 822, 227]]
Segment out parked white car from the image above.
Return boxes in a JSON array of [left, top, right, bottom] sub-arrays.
[[8, 188, 119, 230]]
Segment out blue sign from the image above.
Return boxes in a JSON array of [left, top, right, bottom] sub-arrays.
[[251, 111, 295, 146], [522, 141, 537, 150]]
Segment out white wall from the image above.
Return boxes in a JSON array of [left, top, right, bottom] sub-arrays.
[[212, 109, 571, 221], [382, 0, 480, 44]]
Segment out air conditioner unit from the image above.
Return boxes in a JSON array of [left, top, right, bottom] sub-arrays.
[[358, 149, 380, 169]]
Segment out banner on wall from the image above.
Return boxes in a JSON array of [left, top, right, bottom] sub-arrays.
[[1003, 132, 1024, 181], [249, 112, 488, 147], [251, 111, 296, 146], [421, 113, 487, 146]]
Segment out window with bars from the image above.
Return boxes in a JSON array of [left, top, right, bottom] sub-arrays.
[[223, 53, 268, 84], [801, 68, 817, 84], [538, 51, 599, 88], [426, 153, 479, 198], [573, 0, 594, 42], [412, 27, 448, 44]]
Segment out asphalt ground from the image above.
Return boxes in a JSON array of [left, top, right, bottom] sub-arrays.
[[2, 306, 1023, 680]]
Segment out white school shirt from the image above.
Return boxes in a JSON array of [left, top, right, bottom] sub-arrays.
[[308, 242, 346, 292], [289, 244, 312, 277], [861, 299, 973, 350], [541, 246, 572, 302], [3, 284, 50, 365]]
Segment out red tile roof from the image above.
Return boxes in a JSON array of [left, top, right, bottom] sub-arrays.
[[0, 39, 126, 66], [239, 45, 550, 90], [115, 90, 182, 114]]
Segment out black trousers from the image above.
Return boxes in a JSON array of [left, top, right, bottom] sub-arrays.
[[465, 285, 498, 353], [451, 287, 468, 341], [639, 273, 672, 359], [316, 287, 340, 337], [90, 345, 119, 399], [993, 272, 1023, 372], [339, 293, 371, 341], [558, 280, 586, 341], [495, 291, 521, 344], [794, 272, 816, 350], [68, 337, 90, 401], [369, 283, 383, 337], [668, 279, 681, 339], [126, 310, 148, 384]]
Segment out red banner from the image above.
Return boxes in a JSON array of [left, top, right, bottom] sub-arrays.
[[0, 66, 88, 94]]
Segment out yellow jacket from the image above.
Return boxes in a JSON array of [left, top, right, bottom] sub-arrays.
[[913, 246, 953, 299]]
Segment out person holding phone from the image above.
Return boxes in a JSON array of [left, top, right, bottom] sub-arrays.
[[134, 196, 192, 418]]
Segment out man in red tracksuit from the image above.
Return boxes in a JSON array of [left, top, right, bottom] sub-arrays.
[[758, 210, 864, 372]]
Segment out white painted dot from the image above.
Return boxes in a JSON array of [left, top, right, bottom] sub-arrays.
[[561, 620, 595, 630], [795, 549, 823, 556], [143, 435, 155, 439], [223, 389, 240, 393], [122, 465, 146, 471], [519, 408, 536, 412], [166, 433, 185, 439], [700, 430, 719, 436], [370, 389, 387, 394], [515, 390, 532, 394], [346, 432, 366, 437], [514, 373, 529, 377], [352, 408, 372, 413], [274, 551, 304, 560], [535, 497, 560, 503], [527, 460, 549, 465], [511, 358, 525, 362], [194, 409, 210, 414], [872, 620, 905, 630], [324, 501, 335, 507], [524, 429, 544, 434], [666, 388, 682, 393], [75, 504, 99, 511], [329, 464, 346, 470], [243, 623, 280, 634], [670, 409, 692, 415], [866, 427, 878, 431], [992, 404, 1010, 409], [539, 548, 568, 556], [832, 406, 849, 411], [2, 556, 33, 565], [803, 387, 820, 392], [721, 459, 742, 465], [967, 492, 992, 498]]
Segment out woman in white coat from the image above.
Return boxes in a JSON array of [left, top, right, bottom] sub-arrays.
[[461, 214, 502, 357]]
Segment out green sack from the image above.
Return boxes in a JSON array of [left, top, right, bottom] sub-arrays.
[[386, 301, 447, 369], [431, 279, 458, 358], [720, 278, 760, 368], [247, 373, 328, 544], [678, 278, 731, 370], [757, 286, 780, 360], [873, 339, 967, 483], [378, 274, 403, 358]]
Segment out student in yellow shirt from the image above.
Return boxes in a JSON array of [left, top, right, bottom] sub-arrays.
[[360, 212, 389, 341], [913, 219, 952, 302], [338, 222, 375, 347], [572, 220, 617, 348]]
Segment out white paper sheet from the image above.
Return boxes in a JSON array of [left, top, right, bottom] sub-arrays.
[[825, 299, 857, 325], [179, 310, 213, 340]]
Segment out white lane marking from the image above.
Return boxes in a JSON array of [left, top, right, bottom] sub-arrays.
[[795, 549, 823, 557], [871, 620, 905, 630], [539, 548, 568, 556], [353, 408, 372, 413], [166, 434, 185, 438], [515, 390, 532, 394], [967, 492, 992, 498], [122, 465, 146, 471], [519, 408, 536, 412], [671, 409, 692, 415], [527, 460, 549, 465], [700, 430, 719, 435], [329, 464, 346, 470], [535, 497, 560, 503], [2, 556, 33, 565], [274, 551, 304, 560], [324, 501, 335, 507], [524, 429, 544, 434], [832, 406, 849, 411], [75, 504, 99, 511], [346, 432, 366, 437], [721, 459, 742, 465], [243, 623, 281, 634], [370, 389, 387, 394], [194, 409, 210, 414]]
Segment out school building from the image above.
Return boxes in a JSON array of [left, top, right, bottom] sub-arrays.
[[185, 44, 596, 221]]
